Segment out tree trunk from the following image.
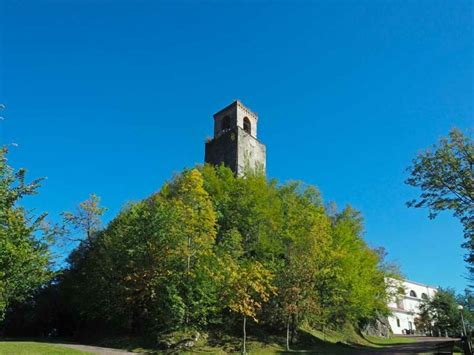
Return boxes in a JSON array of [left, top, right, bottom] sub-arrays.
[[243, 315, 247, 354], [185, 236, 191, 325], [286, 314, 291, 351], [187, 236, 191, 272], [290, 313, 297, 345]]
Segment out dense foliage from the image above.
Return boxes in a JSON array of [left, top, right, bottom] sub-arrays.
[[415, 288, 468, 337], [3, 165, 396, 348], [0, 148, 52, 320], [457, 289, 474, 335], [406, 128, 474, 281]]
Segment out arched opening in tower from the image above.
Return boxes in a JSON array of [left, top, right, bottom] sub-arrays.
[[243, 117, 251, 135]]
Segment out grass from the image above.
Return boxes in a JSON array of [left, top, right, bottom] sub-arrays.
[[303, 325, 368, 345], [364, 335, 418, 346], [0, 342, 91, 355], [147, 325, 415, 353], [0, 329, 420, 354]]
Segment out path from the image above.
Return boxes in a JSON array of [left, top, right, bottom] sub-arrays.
[[354, 336, 461, 354], [55, 343, 137, 355]]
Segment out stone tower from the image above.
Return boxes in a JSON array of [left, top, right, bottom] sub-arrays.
[[205, 100, 266, 175]]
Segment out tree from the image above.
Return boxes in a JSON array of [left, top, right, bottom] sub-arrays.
[[278, 235, 321, 350], [414, 304, 433, 336], [329, 206, 391, 326], [418, 288, 462, 337], [223, 260, 275, 354], [62, 193, 107, 244], [274, 182, 331, 350], [456, 289, 474, 336], [406, 128, 474, 279], [15, 164, 396, 342], [161, 169, 220, 327], [59, 169, 222, 335], [0, 147, 52, 319]]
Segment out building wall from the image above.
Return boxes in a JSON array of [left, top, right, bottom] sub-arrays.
[[236, 127, 266, 175], [386, 278, 437, 335], [205, 126, 266, 175], [205, 128, 238, 173], [235, 102, 258, 138], [388, 310, 417, 335]]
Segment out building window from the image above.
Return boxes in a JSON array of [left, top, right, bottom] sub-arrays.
[[421, 293, 428, 300], [243, 117, 251, 134], [409, 290, 417, 298], [222, 116, 230, 131], [396, 318, 400, 327]]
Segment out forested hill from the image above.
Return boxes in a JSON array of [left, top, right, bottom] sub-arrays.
[[3, 163, 399, 351]]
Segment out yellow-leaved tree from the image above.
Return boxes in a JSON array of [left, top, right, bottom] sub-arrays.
[[163, 168, 219, 326], [222, 259, 275, 354]]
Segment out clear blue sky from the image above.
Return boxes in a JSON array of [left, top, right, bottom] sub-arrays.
[[1, 1, 472, 291]]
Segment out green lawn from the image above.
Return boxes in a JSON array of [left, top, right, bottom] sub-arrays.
[[364, 335, 418, 346], [0, 342, 91, 355], [0, 332, 418, 354], [151, 327, 419, 354]]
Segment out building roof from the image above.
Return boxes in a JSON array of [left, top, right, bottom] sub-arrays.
[[386, 277, 438, 290], [404, 279, 438, 290]]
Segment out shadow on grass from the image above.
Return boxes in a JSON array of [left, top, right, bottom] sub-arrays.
[[244, 329, 459, 354], [361, 336, 417, 347], [285, 328, 368, 354]]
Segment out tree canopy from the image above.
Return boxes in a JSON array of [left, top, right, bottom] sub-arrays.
[[4, 164, 396, 349], [0, 147, 52, 319], [416, 288, 464, 337], [406, 128, 474, 280]]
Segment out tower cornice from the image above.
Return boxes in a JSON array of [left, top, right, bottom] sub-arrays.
[[213, 100, 258, 120]]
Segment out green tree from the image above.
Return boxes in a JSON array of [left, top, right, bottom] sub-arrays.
[[162, 169, 220, 326], [274, 182, 331, 349], [418, 288, 462, 337], [60, 168, 221, 334], [329, 206, 390, 325], [414, 304, 433, 336], [62, 193, 107, 244], [406, 128, 474, 279], [278, 233, 325, 350], [0, 147, 52, 319], [223, 260, 275, 354], [456, 289, 474, 335], [33, 164, 396, 343]]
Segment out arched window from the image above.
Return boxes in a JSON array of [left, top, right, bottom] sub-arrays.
[[396, 318, 400, 327], [222, 116, 230, 131], [243, 117, 251, 134], [421, 293, 428, 300], [409, 290, 417, 298]]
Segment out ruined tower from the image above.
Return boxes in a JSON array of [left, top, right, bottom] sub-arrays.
[[205, 100, 266, 175]]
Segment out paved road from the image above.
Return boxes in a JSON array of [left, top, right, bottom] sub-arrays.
[[56, 336, 461, 354], [352, 336, 461, 354], [55, 343, 137, 355]]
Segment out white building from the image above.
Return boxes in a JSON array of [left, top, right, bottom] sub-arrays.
[[386, 278, 437, 335]]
